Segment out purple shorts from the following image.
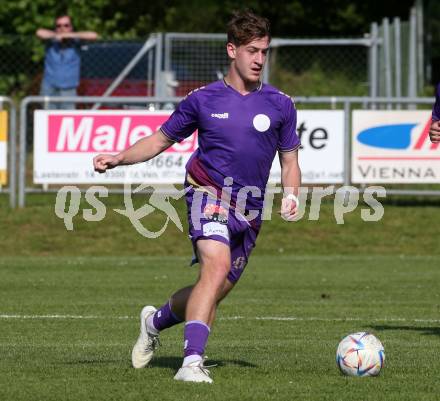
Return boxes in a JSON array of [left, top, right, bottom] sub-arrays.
[[185, 184, 261, 283]]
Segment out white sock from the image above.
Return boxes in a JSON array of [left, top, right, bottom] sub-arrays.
[[182, 354, 202, 367], [146, 314, 159, 336]]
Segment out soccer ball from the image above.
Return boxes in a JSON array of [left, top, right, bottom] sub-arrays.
[[336, 332, 385, 377]]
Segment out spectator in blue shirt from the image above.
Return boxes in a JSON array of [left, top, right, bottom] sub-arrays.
[[36, 14, 98, 109]]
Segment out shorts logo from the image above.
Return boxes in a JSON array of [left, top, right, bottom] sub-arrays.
[[202, 222, 229, 240], [253, 114, 271, 132], [232, 256, 246, 270], [203, 204, 228, 224]]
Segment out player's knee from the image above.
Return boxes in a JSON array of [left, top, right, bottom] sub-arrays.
[[208, 263, 230, 285], [200, 258, 230, 287], [202, 252, 230, 273]]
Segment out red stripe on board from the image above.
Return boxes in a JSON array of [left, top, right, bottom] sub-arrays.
[[413, 120, 431, 149]]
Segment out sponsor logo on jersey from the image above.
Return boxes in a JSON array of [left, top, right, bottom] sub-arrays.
[[211, 112, 229, 119]]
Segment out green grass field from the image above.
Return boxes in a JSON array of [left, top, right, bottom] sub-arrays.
[[1, 194, 440, 400]]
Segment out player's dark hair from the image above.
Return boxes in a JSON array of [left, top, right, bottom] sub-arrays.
[[227, 10, 271, 46]]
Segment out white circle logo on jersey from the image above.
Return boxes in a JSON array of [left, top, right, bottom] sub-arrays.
[[253, 114, 271, 132]]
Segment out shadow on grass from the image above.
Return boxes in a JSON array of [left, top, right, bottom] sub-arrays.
[[63, 356, 258, 369], [151, 356, 258, 370], [370, 325, 440, 336]]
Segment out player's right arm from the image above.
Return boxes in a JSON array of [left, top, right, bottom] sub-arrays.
[[93, 130, 173, 173], [94, 89, 199, 173]]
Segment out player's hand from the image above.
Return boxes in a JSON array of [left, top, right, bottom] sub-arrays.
[[280, 194, 299, 222], [429, 120, 440, 143], [93, 154, 121, 173]]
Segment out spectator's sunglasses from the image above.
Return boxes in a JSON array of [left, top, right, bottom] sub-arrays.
[[56, 23, 71, 28]]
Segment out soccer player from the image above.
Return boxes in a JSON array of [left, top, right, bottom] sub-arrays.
[[429, 83, 440, 143], [93, 10, 301, 383]]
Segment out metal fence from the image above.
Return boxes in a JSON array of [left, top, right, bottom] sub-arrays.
[[164, 33, 372, 97], [1, 33, 372, 99], [162, 10, 423, 100], [0, 34, 164, 100], [15, 95, 438, 209], [0, 6, 425, 105]]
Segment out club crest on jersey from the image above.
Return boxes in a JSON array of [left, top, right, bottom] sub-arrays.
[[203, 204, 228, 224], [253, 114, 271, 132]]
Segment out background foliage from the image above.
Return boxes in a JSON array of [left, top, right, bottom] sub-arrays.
[[0, 0, 419, 38], [0, 0, 438, 97]]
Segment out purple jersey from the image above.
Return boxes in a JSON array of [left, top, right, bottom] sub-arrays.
[[161, 80, 300, 212], [433, 83, 440, 121]]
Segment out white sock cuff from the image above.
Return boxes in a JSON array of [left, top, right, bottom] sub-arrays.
[[146, 313, 159, 335], [182, 354, 203, 367], [185, 320, 210, 332]]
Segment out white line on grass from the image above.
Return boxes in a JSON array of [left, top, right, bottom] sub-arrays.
[[0, 314, 132, 320], [1, 314, 439, 324], [223, 316, 440, 323]]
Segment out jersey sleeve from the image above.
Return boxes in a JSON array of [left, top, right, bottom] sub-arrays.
[[432, 84, 440, 121], [278, 98, 301, 152], [161, 93, 199, 142]]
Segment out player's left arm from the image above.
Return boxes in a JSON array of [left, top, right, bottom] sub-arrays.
[[279, 149, 301, 221], [429, 120, 440, 143], [430, 83, 440, 143]]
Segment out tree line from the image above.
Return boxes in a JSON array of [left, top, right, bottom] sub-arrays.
[[0, 0, 417, 38]]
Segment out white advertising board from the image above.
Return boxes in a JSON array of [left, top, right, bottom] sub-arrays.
[[352, 110, 439, 183], [270, 110, 344, 184], [0, 111, 7, 185], [34, 110, 345, 185]]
